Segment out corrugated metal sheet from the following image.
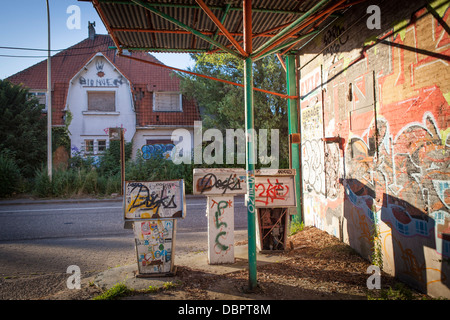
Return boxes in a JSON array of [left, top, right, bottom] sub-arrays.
[[93, 0, 348, 54]]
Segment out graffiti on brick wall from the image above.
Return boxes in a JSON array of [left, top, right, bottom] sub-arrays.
[[325, 142, 340, 199], [345, 112, 449, 256], [299, 1, 450, 295], [300, 66, 325, 196]]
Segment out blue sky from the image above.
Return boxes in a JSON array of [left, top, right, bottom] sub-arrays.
[[0, 0, 194, 79]]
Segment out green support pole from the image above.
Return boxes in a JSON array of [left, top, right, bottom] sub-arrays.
[[244, 56, 258, 290], [286, 54, 302, 223]]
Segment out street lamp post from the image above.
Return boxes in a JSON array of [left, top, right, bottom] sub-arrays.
[[46, 0, 52, 180]]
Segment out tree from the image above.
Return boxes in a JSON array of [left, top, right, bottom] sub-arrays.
[[180, 53, 289, 168], [0, 80, 47, 178]]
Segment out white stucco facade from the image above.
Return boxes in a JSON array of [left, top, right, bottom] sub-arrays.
[[64, 52, 197, 162], [65, 53, 136, 158]]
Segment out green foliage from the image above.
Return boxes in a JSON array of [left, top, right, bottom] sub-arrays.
[[93, 282, 131, 300], [32, 166, 121, 198], [289, 220, 304, 236], [180, 53, 289, 167], [368, 283, 414, 300], [0, 80, 47, 178], [126, 151, 196, 193], [0, 153, 22, 197], [97, 140, 133, 176], [370, 221, 383, 270], [52, 127, 71, 152]]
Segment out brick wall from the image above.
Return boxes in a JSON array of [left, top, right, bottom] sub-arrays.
[[297, 0, 450, 298]]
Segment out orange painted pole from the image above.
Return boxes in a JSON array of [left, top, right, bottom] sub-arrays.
[[252, 0, 346, 60], [111, 27, 299, 39], [93, 0, 122, 53], [195, 0, 247, 57], [117, 53, 297, 99]]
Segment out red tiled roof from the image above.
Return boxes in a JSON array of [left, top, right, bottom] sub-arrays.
[[7, 34, 200, 127]]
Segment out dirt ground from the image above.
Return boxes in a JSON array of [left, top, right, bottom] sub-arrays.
[[33, 226, 429, 301]]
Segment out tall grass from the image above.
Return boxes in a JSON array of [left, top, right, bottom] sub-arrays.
[[33, 167, 121, 198], [29, 144, 287, 198]]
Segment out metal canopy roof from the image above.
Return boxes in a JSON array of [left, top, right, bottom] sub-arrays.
[[83, 0, 364, 59]]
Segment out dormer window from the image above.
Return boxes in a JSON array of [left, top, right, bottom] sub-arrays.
[[153, 92, 182, 112], [29, 91, 47, 108]]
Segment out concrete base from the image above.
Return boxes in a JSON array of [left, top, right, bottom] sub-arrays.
[[94, 244, 289, 291]]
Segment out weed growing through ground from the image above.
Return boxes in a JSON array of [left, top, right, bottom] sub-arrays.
[[92, 280, 181, 300], [92, 282, 131, 300], [289, 220, 304, 236]]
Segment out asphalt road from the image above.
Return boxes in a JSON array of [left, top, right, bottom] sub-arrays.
[[0, 196, 249, 276]]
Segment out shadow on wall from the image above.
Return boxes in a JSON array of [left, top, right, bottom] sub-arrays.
[[342, 113, 449, 295]]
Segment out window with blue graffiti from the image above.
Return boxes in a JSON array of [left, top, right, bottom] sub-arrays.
[[142, 139, 175, 160]]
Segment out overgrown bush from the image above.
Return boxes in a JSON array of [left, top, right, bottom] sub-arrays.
[[125, 151, 195, 193], [30, 139, 289, 198], [0, 153, 22, 197], [98, 140, 132, 176], [0, 80, 47, 178], [33, 167, 52, 198]]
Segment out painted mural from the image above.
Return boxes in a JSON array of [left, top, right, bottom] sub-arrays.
[[299, 1, 449, 297]]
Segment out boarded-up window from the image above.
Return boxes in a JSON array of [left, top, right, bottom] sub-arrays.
[[153, 92, 182, 112], [88, 91, 115, 111]]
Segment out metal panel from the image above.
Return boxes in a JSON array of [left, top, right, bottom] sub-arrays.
[[124, 180, 186, 219], [193, 168, 247, 195], [94, 0, 347, 53]]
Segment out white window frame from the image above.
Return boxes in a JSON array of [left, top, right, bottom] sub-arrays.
[[97, 139, 107, 153]]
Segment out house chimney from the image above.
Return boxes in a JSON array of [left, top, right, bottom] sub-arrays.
[[88, 21, 96, 40]]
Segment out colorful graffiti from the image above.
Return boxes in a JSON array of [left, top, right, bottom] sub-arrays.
[[124, 180, 185, 219], [142, 143, 175, 160], [299, 0, 450, 297], [346, 112, 450, 254], [134, 220, 174, 274], [255, 178, 291, 206], [255, 173, 296, 207], [207, 196, 234, 264]]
